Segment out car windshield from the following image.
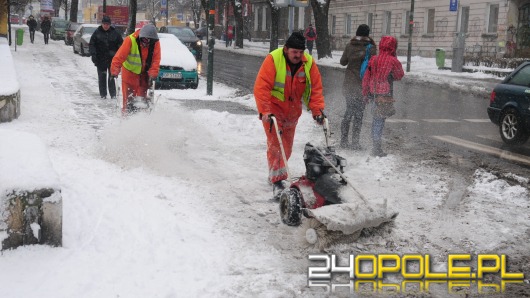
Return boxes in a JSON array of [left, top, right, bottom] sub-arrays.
[[54, 20, 68, 28], [83, 27, 97, 35], [508, 65, 530, 87], [70, 23, 80, 30], [167, 27, 196, 38]]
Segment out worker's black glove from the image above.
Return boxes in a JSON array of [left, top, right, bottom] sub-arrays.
[[313, 114, 325, 125]]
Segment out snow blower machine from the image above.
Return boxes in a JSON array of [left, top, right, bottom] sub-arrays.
[[117, 78, 160, 115], [272, 115, 398, 249]]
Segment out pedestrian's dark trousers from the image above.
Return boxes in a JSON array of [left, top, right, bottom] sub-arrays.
[[97, 64, 116, 98], [341, 97, 366, 144], [30, 30, 35, 43], [306, 40, 314, 55], [43, 32, 49, 44]]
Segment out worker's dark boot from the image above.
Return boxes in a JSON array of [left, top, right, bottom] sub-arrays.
[[371, 141, 387, 157], [272, 180, 286, 200]]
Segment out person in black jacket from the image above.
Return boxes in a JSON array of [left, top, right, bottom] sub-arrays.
[[89, 16, 124, 99], [27, 15, 38, 43], [40, 16, 51, 44]]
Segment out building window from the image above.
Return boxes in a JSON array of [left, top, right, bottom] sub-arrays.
[[426, 8, 435, 34], [254, 6, 259, 31], [382, 11, 391, 35], [403, 11, 411, 35], [487, 4, 499, 33], [346, 14, 352, 35], [261, 6, 267, 32], [298, 7, 304, 29], [331, 15, 336, 34], [367, 13, 373, 32], [459, 6, 469, 33]]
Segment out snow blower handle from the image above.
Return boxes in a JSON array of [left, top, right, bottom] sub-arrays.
[[323, 117, 330, 149], [270, 116, 292, 184]]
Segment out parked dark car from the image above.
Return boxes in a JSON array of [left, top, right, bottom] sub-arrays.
[[487, 61, 530, 145], [64, 22, 81, 45], [195, 26, 207, 40], [159, 25, 202, 60], [73, 24, 98, 56]]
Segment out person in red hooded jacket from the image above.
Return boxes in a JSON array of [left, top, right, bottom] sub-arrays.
[[254, 32, 326, 200], [362, 35, 404, 157], [110, 24, 161, 114]]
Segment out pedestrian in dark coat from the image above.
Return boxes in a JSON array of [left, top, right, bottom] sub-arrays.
[[89, 16, 124, 99], [339, 24, 376, 150], [362, 35, 404, 157], [27, 15, 38, 43], [40, 16, 51, 44]]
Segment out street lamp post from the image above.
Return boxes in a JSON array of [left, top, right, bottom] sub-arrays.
[[406, 0, 414, 72], [206, 0, 215, 95]]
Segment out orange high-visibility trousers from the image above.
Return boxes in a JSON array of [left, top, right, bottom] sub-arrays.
[[262, 120, 297, 184]]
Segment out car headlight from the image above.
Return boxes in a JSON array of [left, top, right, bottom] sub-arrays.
[[196, 40, 202, 46]]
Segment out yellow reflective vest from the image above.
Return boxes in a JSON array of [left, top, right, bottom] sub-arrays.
[[269, 48, 313, 108], [122, 34, 142, 74]]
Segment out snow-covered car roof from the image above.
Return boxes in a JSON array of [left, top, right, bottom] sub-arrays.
[[158, 33, 197, 71]]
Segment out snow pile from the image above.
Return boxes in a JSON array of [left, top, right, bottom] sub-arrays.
[[0, 38, 20, 95], [0, 128, 60, 196]]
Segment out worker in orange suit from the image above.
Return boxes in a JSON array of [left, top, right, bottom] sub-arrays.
[[110, 24, 161, 114], [254, 31, 326, 200]]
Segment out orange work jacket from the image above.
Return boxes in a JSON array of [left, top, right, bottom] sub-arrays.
[[254, 51, 325, 126], [111, 30, 161, 85]]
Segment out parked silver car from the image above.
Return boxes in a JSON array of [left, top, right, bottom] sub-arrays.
[[73, 24, 98, 56]]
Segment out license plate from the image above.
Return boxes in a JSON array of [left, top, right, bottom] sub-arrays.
[[162, 72, 182, 79]]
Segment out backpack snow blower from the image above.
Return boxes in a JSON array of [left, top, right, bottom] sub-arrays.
[[271, 116, 398, 249]]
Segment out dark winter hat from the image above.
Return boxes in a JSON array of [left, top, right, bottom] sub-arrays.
[[285, 32, 306, 50], [102, 16, 111, 24], [356, 24, 370, 37]]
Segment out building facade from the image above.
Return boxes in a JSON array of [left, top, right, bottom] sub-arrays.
[[328, 0, 530, 58]]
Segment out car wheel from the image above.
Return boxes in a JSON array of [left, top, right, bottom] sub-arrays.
[[500, 107, 529, 145], [279, 188, 303, 226], [80, 46, 85, 56], [190, 77, 199, 89], [73, 43, 78, 54]]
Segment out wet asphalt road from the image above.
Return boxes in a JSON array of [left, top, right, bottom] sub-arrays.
[[196, 48, 530, 176]]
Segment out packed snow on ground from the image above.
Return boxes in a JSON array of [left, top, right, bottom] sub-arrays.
[[0, 30, 528, 297]]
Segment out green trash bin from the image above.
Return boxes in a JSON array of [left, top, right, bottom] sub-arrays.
[[435, 48, 445, 68], [16, 28, 24, 46]]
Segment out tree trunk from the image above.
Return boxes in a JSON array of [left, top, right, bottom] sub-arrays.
[[310, 0, 332, 59], [268, 2, 280, 53], [70, 0, 78, 22], [200, 0, 208, 26], [64, 0, 68, 20], [232, 0, 244, 48], [127, 0, 137, 35]]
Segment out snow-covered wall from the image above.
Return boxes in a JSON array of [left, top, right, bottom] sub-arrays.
[[0, 37, 21, 122], [0, 128, 62, 249], [0, 38, 20, 96]]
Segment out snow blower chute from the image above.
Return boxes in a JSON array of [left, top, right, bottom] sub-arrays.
[[271, 115, 398, 248]]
